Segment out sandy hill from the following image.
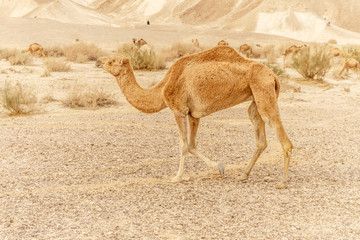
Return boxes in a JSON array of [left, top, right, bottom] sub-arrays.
[[1, 0, 360, 46]]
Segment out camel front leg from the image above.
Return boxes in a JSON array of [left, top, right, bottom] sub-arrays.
[[188, 115, 225, 176], [171, 113, 189, 182]]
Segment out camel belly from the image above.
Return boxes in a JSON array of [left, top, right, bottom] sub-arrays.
[[188, 87, 253, 118]]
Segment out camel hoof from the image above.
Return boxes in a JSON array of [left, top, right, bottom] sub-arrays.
[[218, 163, 225, 176], [275, 182, 288, 189], [239, 173, 248, 182], [170, 176, 182, 183]]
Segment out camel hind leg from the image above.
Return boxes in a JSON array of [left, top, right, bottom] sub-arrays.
[[188, 115, 225, 176], [239, 101, 267, 181], [251, 84, 293, 188]]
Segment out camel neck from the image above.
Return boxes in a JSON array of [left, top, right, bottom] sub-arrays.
[[115, 68, 167, 113]]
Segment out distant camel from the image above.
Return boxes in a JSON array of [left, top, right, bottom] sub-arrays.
[[284, 44, 307, 64], [239, 44, 253, 57], [192, 39, 200, 48], [102, 46, 293, 188], [330, 48, 342, 57], [95, 56, 109, 68], [132, 38, 148, 48], [217, 40, 229, 46], [339, 58, 360, 75], [22, 43, 45, 57]]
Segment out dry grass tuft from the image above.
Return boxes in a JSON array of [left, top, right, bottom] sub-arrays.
[[0, 81, 38, 115], [0, 48, 19, 60], [43, 58, 71, 72], [117, 44, 165, 70], [7, 51, 33, 66], [161, 42, 202, 61], [64, 42, 105, 63], [262, 61, 287, 79], [44, 45, 65, 57], [62, 83, 118, 109]]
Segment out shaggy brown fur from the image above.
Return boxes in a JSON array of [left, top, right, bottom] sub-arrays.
[[217, 40, 229, 46], [239, 44, 253, 57], [339, 58, 360, 75], [102, 46, 293, 188], [22, 43, 45, 57]]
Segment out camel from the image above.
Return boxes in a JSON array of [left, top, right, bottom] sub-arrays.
[[95, 56, 109, 68], [192, 39, 200, 48], [283, 44, 307, 65], [132, 38, 148, 48], [132, 38, 151, 55], [339, 58, 360, 76], [239, 44, 253, 57], [21, 43, 45, 57], [102, 46, 293, 189], [217, 40, 229, 46], [329, 47, 342, 57]]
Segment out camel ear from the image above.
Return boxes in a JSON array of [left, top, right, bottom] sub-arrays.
[[122, 58, 130, 65]]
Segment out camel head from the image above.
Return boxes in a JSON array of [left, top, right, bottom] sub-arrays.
[[102, 57, 132, 77], [95, 56, 110, 68]]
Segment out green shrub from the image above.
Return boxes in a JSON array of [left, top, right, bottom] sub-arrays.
[[0, 81, 37, 115], [291, 44, 331, 80], [118, 44, 165, 70]]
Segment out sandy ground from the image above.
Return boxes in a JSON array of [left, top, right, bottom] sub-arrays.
[[0, 52, 360, 239]]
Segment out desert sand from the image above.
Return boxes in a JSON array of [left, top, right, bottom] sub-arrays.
[[1, 1, 360, 239]]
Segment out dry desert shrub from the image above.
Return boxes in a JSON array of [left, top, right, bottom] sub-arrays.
[[342, 45, 360, 63], [292, 44, 331, 80], [0, 48, 18, 60], [161, 42, 202, 61], [117, 43, 165, 70], [0, 81, 37, 115], [63, 42, 105, 63], [8, 51, 33, 66], [327, 39, 337, 45], [44, 45, 65, 57], [62, 83, 118, 109], [43, 57, 71, 72], [262, 61, 287, 79]]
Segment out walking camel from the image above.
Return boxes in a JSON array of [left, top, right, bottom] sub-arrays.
[[102, 46, 293, 188]]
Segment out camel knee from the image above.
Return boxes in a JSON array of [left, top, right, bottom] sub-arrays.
[[283, 140, 293, 157]]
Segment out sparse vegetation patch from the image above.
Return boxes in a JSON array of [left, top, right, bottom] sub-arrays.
[[291, 44, 331, 80], [62, 83, 118, 109], [0, 81, 37, 115]]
